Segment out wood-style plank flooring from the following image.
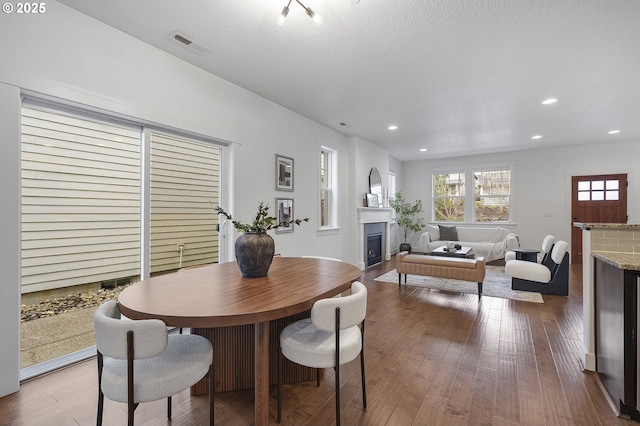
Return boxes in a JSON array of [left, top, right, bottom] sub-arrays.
[[0, 256, 633, 425]]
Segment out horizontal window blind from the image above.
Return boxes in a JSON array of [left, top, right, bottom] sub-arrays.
[[150, 133, 220, 273], [21, 107, 141, 293]]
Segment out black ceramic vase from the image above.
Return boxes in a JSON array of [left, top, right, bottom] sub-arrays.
[[399, 242, 412, 254], [235, 232, 275, 278]]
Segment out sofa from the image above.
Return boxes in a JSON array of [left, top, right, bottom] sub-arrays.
[[418, 224, 519, 262]]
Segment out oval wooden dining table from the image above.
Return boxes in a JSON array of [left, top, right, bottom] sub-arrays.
[[118, 256, 361, 426]]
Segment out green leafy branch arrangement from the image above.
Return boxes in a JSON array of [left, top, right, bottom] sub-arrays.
[[215, 202, 309, 233]]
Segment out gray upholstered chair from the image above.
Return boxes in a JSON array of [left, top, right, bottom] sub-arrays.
[[93, 300, 214, 426], [277, 281, 367, 425], [505, 240, 569, 296]]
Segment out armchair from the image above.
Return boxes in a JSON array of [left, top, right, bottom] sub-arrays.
[[505, 234, 555, 266], [505, 240, 569, 296]]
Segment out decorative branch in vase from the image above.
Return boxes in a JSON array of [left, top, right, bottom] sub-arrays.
[[389, 191, 425, 254], [215, 202, 309, 277]]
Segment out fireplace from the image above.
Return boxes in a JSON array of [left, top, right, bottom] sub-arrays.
[[357, 207, 393, 270], [364, 222, 385, 267]]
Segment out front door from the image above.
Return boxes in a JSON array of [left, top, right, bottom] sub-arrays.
[[571, 173, 627, 263]]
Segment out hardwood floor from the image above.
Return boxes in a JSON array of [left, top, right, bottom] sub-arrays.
[[0, 256, 634, 425]]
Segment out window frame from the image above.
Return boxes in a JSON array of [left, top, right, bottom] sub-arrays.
[[431, 164, 515, 224], [472, 167, 512, 223], [318, 145, 338, 234], [432, 170, 466, 223]]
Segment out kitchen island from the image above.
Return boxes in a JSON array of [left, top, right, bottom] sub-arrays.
[[576, 222, 640, 419], [592, 250, 640, 420]]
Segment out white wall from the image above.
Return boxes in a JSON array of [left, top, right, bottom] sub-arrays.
[[402, 140, 639, 250]]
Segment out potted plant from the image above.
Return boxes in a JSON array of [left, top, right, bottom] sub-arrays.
[[389, 191, 425, 253], [215, 202, 309, 277]]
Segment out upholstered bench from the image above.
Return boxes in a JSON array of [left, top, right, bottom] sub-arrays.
[[396, 251, 486, 296]]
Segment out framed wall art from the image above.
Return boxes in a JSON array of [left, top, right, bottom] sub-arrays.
[[275, 154, 294, 191], [366, 193, 379, 208], [275, 197, 294, 233]]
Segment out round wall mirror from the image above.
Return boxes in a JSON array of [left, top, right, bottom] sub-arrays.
[[369, 167, 382, 206]]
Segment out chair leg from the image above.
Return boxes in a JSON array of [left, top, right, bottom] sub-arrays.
[[97, 352, 104, 426], [335, 307, 341, 426], [335, 365, 341, 426], [128, 403, 135, 426], [209, 364, 214, 426], [167, 396, 172, 419], [316, 368, 320, 387], [360, 322, 367, 409], [97, 390, 104, 426], [277, 346, 283, 423]]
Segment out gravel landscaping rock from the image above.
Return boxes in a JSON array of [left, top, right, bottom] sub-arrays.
[[21, 284, 131, 322]]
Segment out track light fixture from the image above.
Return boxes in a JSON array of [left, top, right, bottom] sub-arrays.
[[278, 0, 323, 25]]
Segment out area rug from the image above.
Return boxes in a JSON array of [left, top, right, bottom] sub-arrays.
[[374, 266, 544, 303]]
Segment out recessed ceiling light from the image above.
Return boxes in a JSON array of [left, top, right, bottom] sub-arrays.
[[542, 98, 557, 105], [531, 135, 542, 140], [388, 125, 398, 130], [419, 148, 427, 152], [608, 129, 621, 134]]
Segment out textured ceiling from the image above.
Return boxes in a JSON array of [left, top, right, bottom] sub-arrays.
[[57, 0, 640, 161]]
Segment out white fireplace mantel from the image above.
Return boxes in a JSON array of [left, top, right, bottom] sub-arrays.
[[357, 207, 394, 224], [356, 208, 395, 270]]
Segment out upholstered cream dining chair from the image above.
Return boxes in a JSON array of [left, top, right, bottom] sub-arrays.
[[93, 300, 214, 426], [277, 281, 367, 425]]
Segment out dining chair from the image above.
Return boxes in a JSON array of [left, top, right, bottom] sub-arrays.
[[277, 281, 367, 425], [93, 300, 214, 426], [301, 255, 342, 262]]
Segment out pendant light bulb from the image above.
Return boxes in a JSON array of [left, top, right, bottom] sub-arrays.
[[278, 5, 289, 26]]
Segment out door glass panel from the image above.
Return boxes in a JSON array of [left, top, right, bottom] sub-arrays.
[[606, 180, 619, 190], [21, 106, 141, 369], [592, 191, 604, 201], [606, 190, 619, 200], [578, 181, 590, 191], [578, 192, 590, 201], [149, 133, 220, 273], [592, 181, 604, 190]]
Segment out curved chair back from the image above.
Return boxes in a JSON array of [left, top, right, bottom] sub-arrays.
[[311, 281, 367, 331], [541, 235, 555, 254], [550, 240, 568, 265], [93, 300, 168, 360], [540, 235, 556, 267], [302, 255, 342, 262]]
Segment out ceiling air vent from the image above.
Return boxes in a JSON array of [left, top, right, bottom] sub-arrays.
[[168, 31, 211, 55]]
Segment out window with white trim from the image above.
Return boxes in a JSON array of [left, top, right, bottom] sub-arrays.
[[319, 147, 337, 228], [20, 100, 225, 372], [433, 171, 465, 222], [389, 170, 396, 201], [432, 166, 513, 223], [473, 168, 511, 222]]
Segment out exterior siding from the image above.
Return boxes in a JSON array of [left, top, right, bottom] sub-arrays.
[[21, 107, 141, 293], [150, 133, 220, 273]]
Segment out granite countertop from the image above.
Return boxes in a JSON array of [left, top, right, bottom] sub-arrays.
[[574, 222, 640, 230], [593, 251, 640, 271]]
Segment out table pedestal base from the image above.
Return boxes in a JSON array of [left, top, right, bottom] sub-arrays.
[[191, 311, 320, 394]]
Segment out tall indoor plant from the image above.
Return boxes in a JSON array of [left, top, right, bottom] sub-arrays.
[[215, 202, 308, 277], [389, 191, 425, 253]]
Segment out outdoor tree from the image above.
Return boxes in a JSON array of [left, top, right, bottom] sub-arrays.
[[433, 173, 464, 221]]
